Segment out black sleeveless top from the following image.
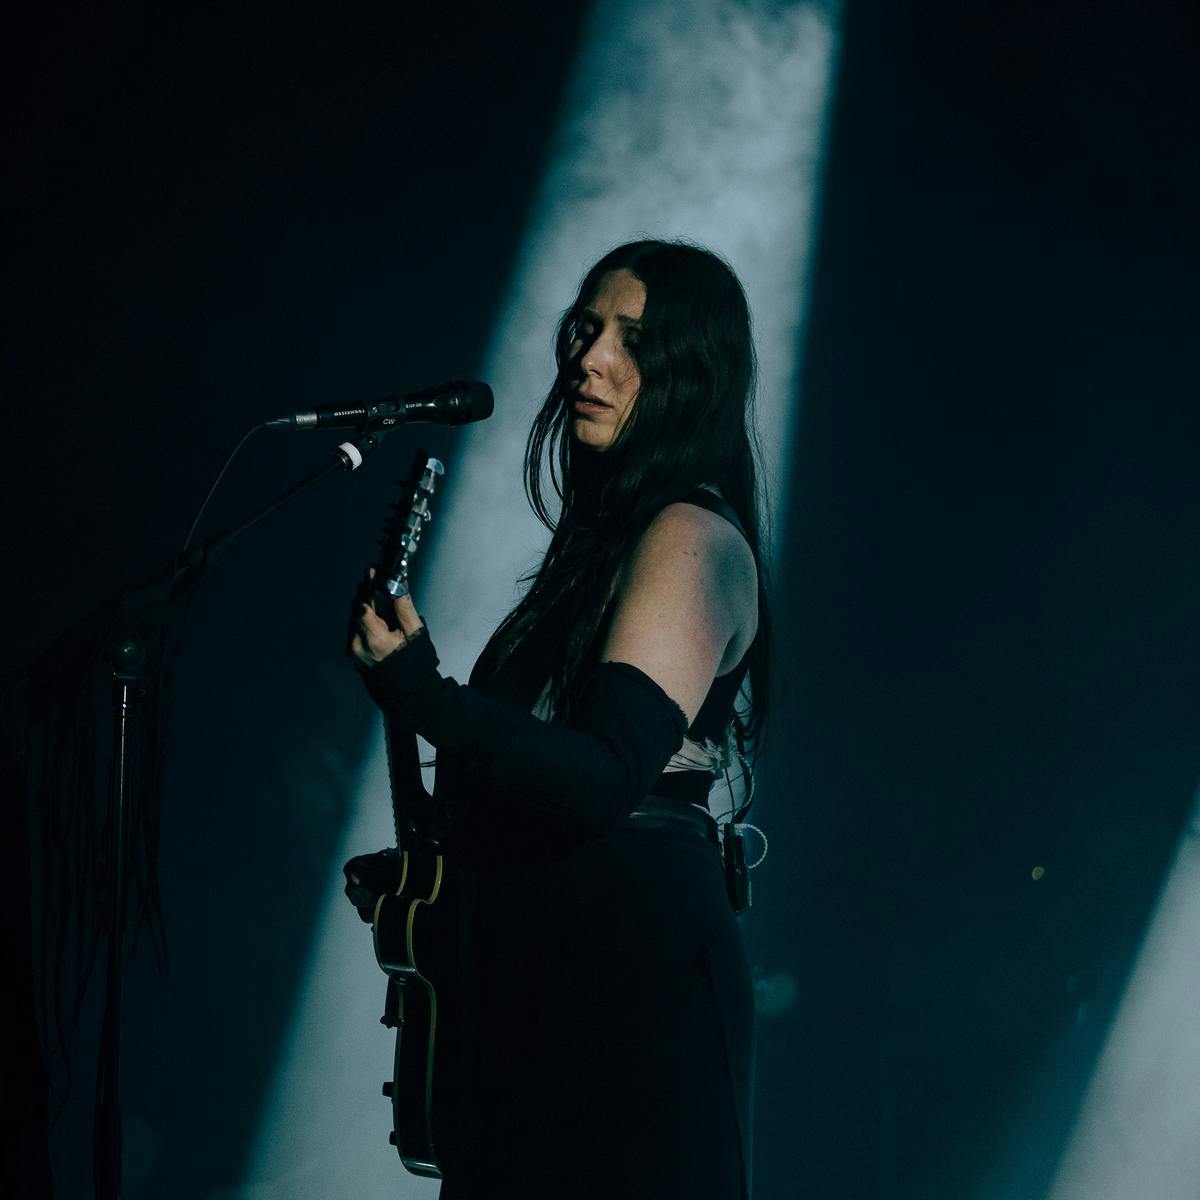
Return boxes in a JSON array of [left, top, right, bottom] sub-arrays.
[[469, 487, 755, 810]]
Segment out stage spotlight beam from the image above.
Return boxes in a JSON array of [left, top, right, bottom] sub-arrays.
[[1047, 785, 1200, 1200]]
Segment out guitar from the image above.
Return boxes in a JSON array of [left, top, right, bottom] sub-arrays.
[[361, 452, 451, 1179]]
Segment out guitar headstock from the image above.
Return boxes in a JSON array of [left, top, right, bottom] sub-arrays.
[[373, 454, 446, 610]]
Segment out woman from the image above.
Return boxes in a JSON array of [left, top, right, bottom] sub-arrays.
[[349, 239, 773, 1198]]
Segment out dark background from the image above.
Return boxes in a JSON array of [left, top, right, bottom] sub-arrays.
[[6, 2, 1199, 1197]]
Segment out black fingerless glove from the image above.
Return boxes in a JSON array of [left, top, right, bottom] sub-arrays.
[[342, 846, 403, 923], [362, 630, 687, 836]]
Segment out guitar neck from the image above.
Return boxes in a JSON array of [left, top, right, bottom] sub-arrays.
[[370, 452, 446, 846], [382, 716, 437, 844]]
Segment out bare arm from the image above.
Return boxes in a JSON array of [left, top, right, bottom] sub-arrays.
[[600, 502, 757, 725]]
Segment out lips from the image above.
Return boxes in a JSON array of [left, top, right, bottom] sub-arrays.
[[574, 391, 610, 407]]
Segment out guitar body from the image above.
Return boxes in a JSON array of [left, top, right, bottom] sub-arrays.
[[372, 848, 452, 1175], [371, 714, 457, 1178]]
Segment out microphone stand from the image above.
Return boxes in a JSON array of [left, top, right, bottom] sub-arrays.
[[92, 427, 390, 1200]]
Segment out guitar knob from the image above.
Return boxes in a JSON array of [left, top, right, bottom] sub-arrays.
[[388, 1131, 398, 1146], [382, 1081, 394, 1098]]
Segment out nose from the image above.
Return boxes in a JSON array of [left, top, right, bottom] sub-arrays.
[[580, 340, 602, 378], [579, 325, 617, 377]]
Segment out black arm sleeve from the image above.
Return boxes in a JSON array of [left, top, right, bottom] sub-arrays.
[[361, 629, 688, 835]]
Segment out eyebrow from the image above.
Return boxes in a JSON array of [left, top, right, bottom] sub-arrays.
[[580, 306, 643, 328]]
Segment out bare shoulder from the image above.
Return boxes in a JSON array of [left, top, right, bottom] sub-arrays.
[[609, 496, 758, 691], [631, 500, 758, 599]]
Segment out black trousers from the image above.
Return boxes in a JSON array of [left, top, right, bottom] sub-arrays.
[[436, 801, 755, 1199]]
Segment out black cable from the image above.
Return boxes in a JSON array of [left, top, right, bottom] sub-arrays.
[[181, 420, 269, 552]]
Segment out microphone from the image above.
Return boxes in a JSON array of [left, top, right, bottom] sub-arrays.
[[266, 379, 493, 430]]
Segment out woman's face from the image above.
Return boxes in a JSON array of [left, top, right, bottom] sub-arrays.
[[565, 267, 646, 451]]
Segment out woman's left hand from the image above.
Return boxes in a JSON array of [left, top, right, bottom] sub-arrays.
[[349, 569, 426, 667]]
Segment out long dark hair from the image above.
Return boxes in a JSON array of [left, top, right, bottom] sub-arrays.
[[489, 239, 775, 754]]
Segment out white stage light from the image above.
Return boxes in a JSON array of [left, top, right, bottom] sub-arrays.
[[1047, 784, 1200, 1200]]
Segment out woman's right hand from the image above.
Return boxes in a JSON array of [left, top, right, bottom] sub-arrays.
[[342, 847, 403, 923]]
